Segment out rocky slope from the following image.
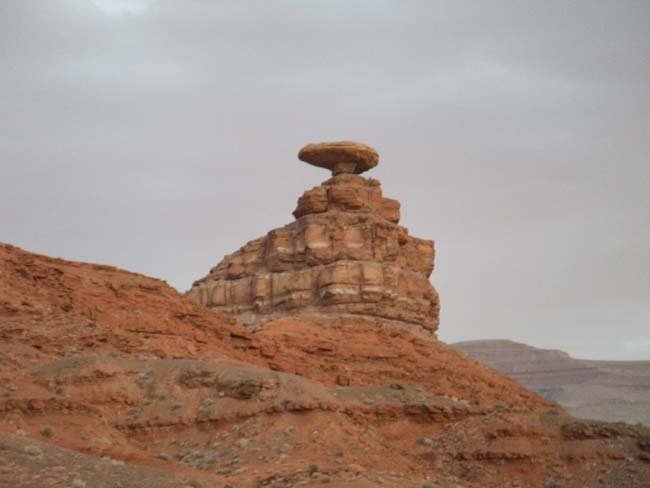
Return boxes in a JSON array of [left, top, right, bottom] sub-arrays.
[[3, 243, 650, 488], [454, 339, 650, 426], [1, 142, 649, 487]]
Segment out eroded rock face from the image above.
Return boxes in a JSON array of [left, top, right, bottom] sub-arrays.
[[187, 150, 440, 333]]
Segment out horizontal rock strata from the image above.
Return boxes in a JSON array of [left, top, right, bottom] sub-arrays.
[[187, 170, 440, 332]]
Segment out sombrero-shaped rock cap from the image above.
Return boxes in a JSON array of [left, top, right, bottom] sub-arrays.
[[298, 141, 379, 175]]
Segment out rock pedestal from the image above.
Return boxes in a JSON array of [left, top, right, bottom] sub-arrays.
[[187, 142, 440, 333]]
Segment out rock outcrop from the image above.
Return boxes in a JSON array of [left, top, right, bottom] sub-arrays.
[[187, 142, 440, 332], [298, 140, 379, 175]]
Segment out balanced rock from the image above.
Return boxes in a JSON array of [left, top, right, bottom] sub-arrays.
[[187, 143, 439, 333], [298, 141, 379, 175]]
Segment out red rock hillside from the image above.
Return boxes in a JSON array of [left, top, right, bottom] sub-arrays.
[[1, 141, 649, 487]]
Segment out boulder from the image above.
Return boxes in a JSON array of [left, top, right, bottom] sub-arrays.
[[298, 141, 379, 175]]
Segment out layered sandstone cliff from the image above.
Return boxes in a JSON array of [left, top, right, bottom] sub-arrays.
[[187, 142, 440, 332]]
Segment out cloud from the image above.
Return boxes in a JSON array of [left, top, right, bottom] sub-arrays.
[[91, 0, 156, 16]]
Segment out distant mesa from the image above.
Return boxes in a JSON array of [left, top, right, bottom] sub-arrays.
[[298, 141, 379, 175], [453, 339, 650, 426], [4, 141, 650, 487]]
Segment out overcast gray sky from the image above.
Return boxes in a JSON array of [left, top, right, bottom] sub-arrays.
[[1, 0, 648, 359]]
